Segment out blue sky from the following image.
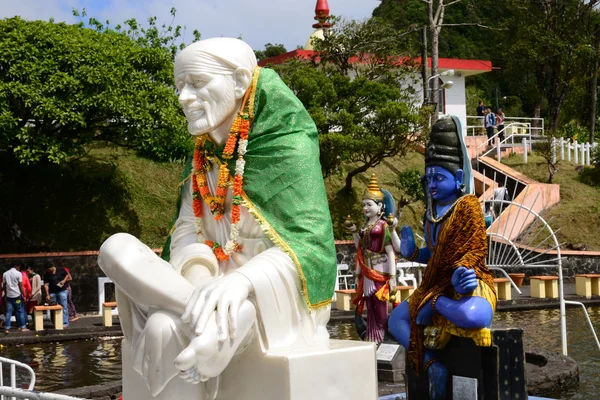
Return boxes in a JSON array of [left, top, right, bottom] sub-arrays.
[[0, 0, 380, 51]]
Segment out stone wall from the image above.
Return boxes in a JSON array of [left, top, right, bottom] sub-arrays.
[[2, 245, 599, 312]]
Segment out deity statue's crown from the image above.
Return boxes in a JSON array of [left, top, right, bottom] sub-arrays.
[[363, 173, 384, 202], [425, 116, 464, 175]]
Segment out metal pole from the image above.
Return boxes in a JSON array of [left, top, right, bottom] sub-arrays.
[[495, 87, 499, 110], [581, 140, 586, 165], [421, 26, 428, 103], [497, 136, 501, 162], [523, 138, 528, 163], [591, 29, 599, 144]]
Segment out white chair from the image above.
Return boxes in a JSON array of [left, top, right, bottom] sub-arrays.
[[98, 277, 119, 316], [337, 263, 353, 290], [395, 262, 418, 288]]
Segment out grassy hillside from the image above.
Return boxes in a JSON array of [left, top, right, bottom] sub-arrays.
[[502, 153, 600, 251], [0, 145, 426, 253], [0, 144, 184, 253], [4, 144, 598, 253], [325, 151, 425, 240]]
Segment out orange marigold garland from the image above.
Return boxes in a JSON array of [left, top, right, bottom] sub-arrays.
[[191, 110, 251, 261]]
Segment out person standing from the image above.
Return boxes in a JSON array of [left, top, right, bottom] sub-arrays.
[[496, 108, 506, 143], [476, 100, 486, 134], [2, 263, 29, 332], [20, 267, 31, 327], [26, 266, 42, 315], [43, 263, 72, 328], [484, 107, 497, 146], [64, 267, 78, 322]]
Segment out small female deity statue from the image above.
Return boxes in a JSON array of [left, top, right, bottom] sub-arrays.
[[388, 116, 497, 400], [345, 173, 400, 344]]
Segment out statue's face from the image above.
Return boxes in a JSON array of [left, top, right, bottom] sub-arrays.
[[425, 166, 461, 201], [175, 71, 237, 137], [362, 199, 382, 219]]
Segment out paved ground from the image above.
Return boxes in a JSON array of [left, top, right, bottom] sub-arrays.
[[0, 313, 122, 345]]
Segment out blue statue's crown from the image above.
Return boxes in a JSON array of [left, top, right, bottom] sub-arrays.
[[425, 116, 464, 175]]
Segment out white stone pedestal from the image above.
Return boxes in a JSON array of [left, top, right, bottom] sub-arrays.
[[218, 339, 378, 400], [121, 338, 378, 400]]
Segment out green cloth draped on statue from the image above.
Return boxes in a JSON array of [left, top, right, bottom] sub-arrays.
[[162, 67, 337, 310]]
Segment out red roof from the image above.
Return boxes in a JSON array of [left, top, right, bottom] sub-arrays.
[[259, 49, 492, 73]]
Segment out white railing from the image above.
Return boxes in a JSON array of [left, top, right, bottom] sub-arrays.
[[554, 138, 598, 166], [475, 123, 537, 163], [0, 387, 84, 400], [465, 116, 544, 137], [482, 199, 600, 357], [0, 357, 84, 400], [0, 356, 36, 399]]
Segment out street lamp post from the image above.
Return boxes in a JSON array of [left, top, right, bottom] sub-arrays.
[[426, 69, 455, 104]]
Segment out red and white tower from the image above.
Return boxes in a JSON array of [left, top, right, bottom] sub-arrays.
[[312, 0, 332, 29], [305, 0, 332, 50]]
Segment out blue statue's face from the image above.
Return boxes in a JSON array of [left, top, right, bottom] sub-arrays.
[[425, 166, 463, 202]]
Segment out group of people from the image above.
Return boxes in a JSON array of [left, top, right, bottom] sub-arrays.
[[1, 262, 78, 332], [476, 100, 505, 146]]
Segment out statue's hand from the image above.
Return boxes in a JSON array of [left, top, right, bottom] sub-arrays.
[[181, 271, 252, 340], [400, 226, 416, 258], [416, 300, 434, 326], [389, 275, 397, 294], [451, 266, 478, 295]]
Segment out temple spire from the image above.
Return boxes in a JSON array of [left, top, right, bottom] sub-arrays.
[[313, 0, 332, 29]]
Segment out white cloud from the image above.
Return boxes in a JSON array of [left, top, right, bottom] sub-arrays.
[[0, 0, 380, 50]]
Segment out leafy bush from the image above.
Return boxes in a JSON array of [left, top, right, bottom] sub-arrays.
[[398, 168, 424, 202], [561, 120, 589, 143], [579, 146, 600, 186], [0, 17, 191, 165]]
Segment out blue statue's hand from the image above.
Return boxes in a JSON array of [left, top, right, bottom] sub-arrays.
[[400, 226, 416, 258], [416, 300, 434, 325], [452, 266, 478, 294]]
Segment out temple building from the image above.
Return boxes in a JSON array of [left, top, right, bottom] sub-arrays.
[[259, 0, 493, 135]]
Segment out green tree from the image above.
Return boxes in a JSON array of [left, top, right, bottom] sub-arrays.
[[502, 0, 599, 133], [276, 18, 423, 191], [0, 16, 192, 165], [254, 43, 288, 62], [398, 168, 425, 203]]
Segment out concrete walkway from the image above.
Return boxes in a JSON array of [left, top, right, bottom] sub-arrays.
[[0, 313, 121, 345], [331, 282, 600, 320]]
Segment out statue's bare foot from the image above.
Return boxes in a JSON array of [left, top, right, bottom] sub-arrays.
[[427, 360, 447, 400], [174, 301, 256, 381]]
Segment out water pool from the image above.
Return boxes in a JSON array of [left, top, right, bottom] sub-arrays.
[[3, 307, 599, 399]]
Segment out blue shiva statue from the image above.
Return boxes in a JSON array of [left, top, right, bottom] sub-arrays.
[[388, 116, 497, 400]]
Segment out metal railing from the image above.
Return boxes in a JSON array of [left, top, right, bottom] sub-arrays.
[[0, 357, 84, 400], [481, 199, 600, 356], [0, 356, 36, 399], [0, 387, 84, 400], [475, 123, 533, 162], [465, 115, 544, 137]]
